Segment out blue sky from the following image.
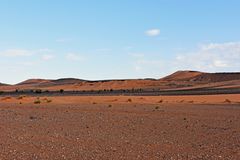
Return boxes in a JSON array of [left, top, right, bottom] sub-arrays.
[[0, 0, 240, 84]]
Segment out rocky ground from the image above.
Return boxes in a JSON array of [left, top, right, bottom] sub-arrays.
[[0, 96, 239, 159]]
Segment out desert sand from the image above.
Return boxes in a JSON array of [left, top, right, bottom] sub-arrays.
[[0, 94, 239, 159]]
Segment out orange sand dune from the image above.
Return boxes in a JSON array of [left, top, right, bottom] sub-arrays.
[[162, 70, 203, 81], [0, 70, 240, 91]]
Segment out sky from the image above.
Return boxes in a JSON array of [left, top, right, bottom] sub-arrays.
[[0, 0, 240, 84]]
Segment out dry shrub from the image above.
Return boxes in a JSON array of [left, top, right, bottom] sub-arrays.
[[127, 98, 132, 102], [34, 98, 41, 104], [46, 99, 52, 103], [1, 97, 11, 101], [17, 95, 26, 100], [224, 99, 231, 103], [43, 98, 52, 103], [110, 99, 118, 102], [158, 100, 163, 103]]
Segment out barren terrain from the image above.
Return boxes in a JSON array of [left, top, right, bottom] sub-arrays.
[[0, 95, 239, 159]]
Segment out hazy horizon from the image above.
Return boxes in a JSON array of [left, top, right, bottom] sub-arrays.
[[1, 0, 240, 84]]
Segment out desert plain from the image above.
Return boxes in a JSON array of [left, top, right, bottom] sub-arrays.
[[0, 94, 239, 160]]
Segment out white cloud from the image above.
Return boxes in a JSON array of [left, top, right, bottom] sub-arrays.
[[18, 62, 36, 66], [129, 41, 240, 77], [0, 49, 33, 57], [0, 48, 53, 57], [134, 65, 142, 71], [37, 48, 53, 53], [66, 53, 84, 61], [42, 54, 54, 60], [145, 29, 160, 37], [174, 42, 240, 72], [213, 60, 227, 67]]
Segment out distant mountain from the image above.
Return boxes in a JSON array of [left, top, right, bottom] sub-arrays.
[[190, 72, 240, 82], [52, 78, 86, 85], [0, 70, 239, 91], [162, 71, 203, 81], [0, 83, 9, 86], [17, 79, 51, 85], [162, 70, 240, 82]]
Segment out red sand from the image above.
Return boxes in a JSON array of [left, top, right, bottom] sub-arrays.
[[1, 94, 239, 105], [0, 95, 239, 159]]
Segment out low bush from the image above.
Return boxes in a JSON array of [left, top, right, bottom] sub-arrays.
[[224, 99, 231, 103], [127, 98, 132, 102], [34, 99, 41, 104], [1, 97, 11, 101], [35, 89, 42, 94]]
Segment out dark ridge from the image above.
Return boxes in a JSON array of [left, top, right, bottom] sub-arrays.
[[52, 78, 86, 85], [192, 72, 240, 82], [143, 78, 158, 81], [0, 87, 240, 96], [161, 70, 240, 82], [0, 83, 9, 86], [86, 78, 157, 83]]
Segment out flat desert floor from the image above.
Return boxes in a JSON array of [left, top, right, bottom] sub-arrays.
[[0, 95, 239, 159]]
